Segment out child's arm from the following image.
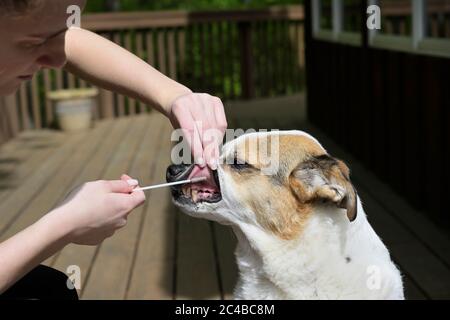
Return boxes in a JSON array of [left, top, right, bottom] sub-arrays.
[[64, 27, 190, 117], [0, 177, 144, 293], [0, 209, 71, 293], [63, 27, 227, 169]]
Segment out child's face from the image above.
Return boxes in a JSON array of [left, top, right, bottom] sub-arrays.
[[0, 0, 85, 95]]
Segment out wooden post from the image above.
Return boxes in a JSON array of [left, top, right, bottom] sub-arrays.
[[177, 28, 186, 84], [99, 89, 114, 119], [0, 97, 8, 144], [238, 21, 254, 100], [4, 94, 20, 137], [43, 69, 54, 127]]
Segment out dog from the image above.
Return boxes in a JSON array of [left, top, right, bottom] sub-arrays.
[[166, 130, 404, 300]]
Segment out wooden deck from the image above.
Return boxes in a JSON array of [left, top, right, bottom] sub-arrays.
[[0, 110, 449, 300]]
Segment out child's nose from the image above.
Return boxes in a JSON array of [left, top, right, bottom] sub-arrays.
[[36, 38, 67, 69], [36, 52, 67, 69]]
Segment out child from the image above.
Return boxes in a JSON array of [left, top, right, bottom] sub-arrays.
[[0, 0, 227, 299]]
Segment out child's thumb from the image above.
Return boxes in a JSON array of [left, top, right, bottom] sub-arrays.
[[107, 179, 138, 193]]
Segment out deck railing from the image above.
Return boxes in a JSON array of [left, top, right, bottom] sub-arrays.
[[0, 5, 305, 144]]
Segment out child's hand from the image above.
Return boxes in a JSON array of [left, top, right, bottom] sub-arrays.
[[168, 92, 227, 170], [51, 174, 145, 245]]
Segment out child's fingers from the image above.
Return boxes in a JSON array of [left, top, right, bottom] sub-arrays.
[[120, 174, 132, 181], [104, 180, 136, 193], [114, 190, 146, 215], [120, 174, 139, 187], [128, 189, 146, 210]]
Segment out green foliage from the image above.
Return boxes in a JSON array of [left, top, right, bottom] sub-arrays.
[[85, 0, 303, 12]]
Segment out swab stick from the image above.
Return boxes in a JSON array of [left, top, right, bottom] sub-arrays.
[[132, 176, 207, 192]]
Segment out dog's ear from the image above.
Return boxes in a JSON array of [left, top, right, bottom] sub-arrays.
[[289, 154, 357, 221]]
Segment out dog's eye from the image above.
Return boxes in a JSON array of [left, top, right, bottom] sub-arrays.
[[229, 158, 252, 171]]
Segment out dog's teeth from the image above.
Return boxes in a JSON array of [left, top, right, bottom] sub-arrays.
[[192, 189, 198, 203]]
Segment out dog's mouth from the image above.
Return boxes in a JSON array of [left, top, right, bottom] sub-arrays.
[[169, 165, 222, 204]]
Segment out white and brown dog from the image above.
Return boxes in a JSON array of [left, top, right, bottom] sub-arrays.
[[166, 130, 404, 300]]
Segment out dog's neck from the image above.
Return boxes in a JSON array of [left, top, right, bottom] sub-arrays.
[[230, 201, 401, 299]]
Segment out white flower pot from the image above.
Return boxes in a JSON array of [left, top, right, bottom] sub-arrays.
[[47, 88, 98, 132]]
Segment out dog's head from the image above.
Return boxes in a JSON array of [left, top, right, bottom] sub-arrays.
[[167, 130, 357, 240]]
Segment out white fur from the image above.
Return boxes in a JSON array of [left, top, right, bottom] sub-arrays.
[[174, 130, 405, 300]]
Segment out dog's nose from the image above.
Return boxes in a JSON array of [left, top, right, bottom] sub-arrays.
[[166, 164, 193, 182]]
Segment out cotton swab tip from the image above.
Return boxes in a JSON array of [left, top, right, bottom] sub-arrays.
[[190, 176, 207, 183]]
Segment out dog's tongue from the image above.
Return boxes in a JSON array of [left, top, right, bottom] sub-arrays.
[[188, 165, 217, 191]]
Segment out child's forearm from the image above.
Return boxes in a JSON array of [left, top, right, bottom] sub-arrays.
[[0, 209, 71, 293], [64, 27, 192, 116]]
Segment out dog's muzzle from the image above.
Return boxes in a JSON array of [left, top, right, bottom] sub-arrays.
[[166, 164, 222, 204]]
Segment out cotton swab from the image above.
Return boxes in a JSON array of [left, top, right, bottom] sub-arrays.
[[132, 176, 207, 192]]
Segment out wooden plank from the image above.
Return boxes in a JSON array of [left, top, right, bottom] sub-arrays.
[[297, 22, 305, 89], [402, 274, 428, 300], [55, 69, 63, 90], [0, 130, 65, 203], [3, 95, 20, 137], [67, 72, 76, 89], [30, 76, 42, 129], [113, 32, 125, 117], [263, 21, 272, 97], [177, 28, 186, 84], [167, 29, 177, 81], [124, 31, 136, 115], [1, 121, 112, 241], [79, 79, 87, 88], [99, 88, 115, 119], [176, 214, 221, 300], [281, 20, 289, 95], [186, 24, 198, 92], [297, 22, 305, 69], [217, 22, 226, 99], [385, 52, 403, 193], [97, 33, 115, 119], [0, 98, 7, 144], [157, 29, 167, 75], [212, 224, 238, 300], [80, 115, 160, 300], [275, 20, 283, 95], [206, 23, 214, 94], [389, 242, 450, 299], [199, 23, 206, 91], [126, 118, 178, 300], [146, 30, 155, 66], [19, 83, 29, 131], [135, 31, 144, 113], [0, 131, 88, 237], [423, 58, 444, 222], [48, 117, 133, 274], [43, 69, 54, 126], [81, 7, 304, 31], [226, 21, 237, 99]]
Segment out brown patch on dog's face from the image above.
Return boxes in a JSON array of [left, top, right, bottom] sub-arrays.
[[222, 132, 357, 240]]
